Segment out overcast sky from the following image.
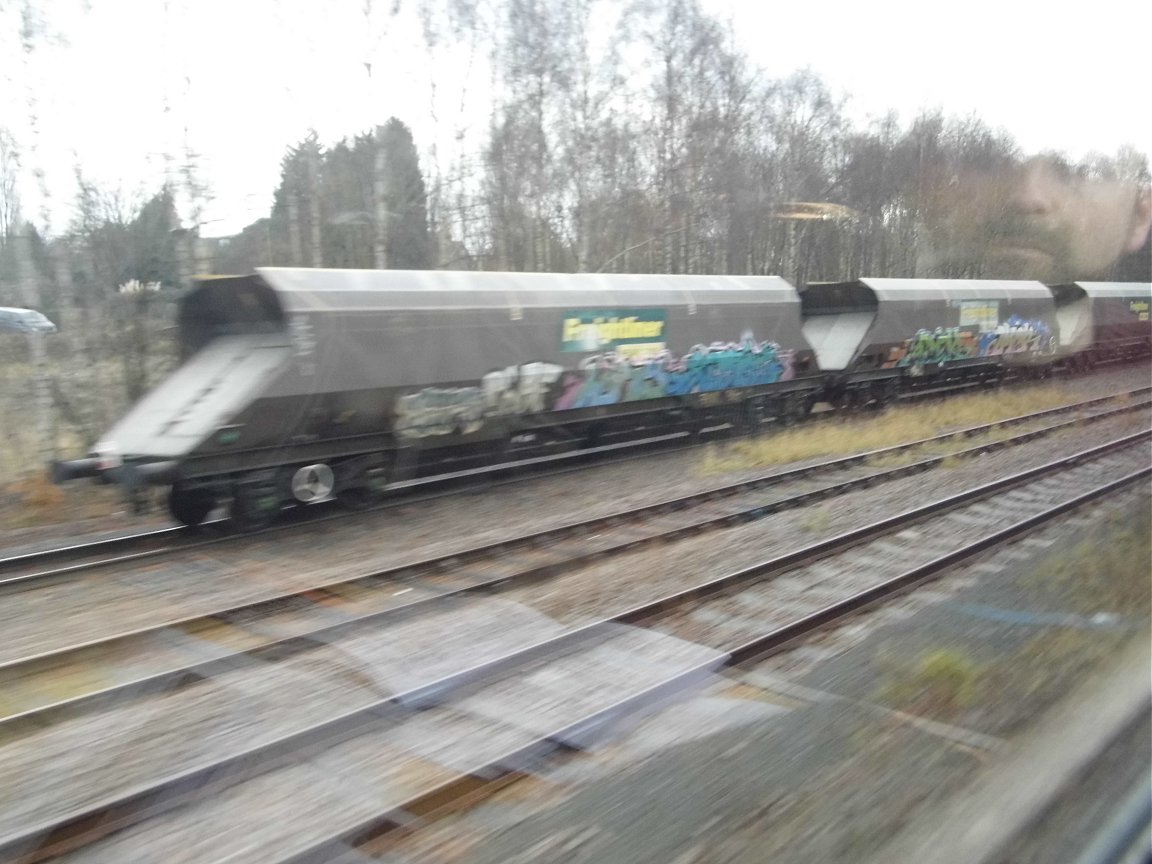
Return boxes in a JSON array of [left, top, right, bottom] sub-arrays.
[[711, 0, 1151, 157], [4, 0, 1149, 237]]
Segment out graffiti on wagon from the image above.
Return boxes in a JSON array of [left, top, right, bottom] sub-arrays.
[[394, 331, 795, 438]]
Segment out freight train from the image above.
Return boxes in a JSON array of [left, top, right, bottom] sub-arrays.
[[51, 269, 1152, 529]]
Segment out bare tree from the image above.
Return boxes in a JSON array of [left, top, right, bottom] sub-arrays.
[[0, 128, 19, 240]]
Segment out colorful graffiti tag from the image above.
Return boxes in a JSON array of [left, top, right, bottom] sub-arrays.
[[979, 317, 1055, 356], [394, 362, 564, 438], [394, 332, 795, 438], [889, 317, 1054, 367], [554, 333, 794, 409]]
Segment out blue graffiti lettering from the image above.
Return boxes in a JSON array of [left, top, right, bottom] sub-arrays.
[[554, 333, 794, 409]]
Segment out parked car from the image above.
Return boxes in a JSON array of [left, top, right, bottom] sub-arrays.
[[0, 306, 57, 334]]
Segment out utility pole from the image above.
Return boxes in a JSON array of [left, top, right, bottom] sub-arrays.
[[288, 192, 303, 266], [374, 124, 389, 270], [308, 145, 323, 267]]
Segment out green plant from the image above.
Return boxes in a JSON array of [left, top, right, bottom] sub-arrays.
[[878, 648, 981, 716]]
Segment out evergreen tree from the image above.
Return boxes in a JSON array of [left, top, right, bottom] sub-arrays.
[[377, 118, 433, 269]]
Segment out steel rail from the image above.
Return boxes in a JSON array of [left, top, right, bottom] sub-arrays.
[[725, 467, 1152, 663], [20, 397, 1152, 658], [3, 385, 1147, 589], [4, 386, 1147, 602], [0, 431, 695, 587]]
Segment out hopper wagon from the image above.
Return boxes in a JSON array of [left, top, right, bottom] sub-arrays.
[[1049, 281, 1152, 371], [53, 269, 822, 528], [800, 278, 1059, 406]]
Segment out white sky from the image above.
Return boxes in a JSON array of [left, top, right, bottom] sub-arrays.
[[708, 0, 1151, 157], [4, 0, 1149, 237]]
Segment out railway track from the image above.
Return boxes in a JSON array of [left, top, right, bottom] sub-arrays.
[[0, 430, 696, 586], [5, 381, 1147, 586], [1, 389, 1147, 730], [2, 427, 1146, 862], [4, 387, 1147, 594]]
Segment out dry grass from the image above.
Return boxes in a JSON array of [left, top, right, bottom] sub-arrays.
[[1024, 495, 1152, 615], [0, 353, 134, 531], [700, 385, 1132, 475], [0, 352, 147, 522], [0, 478, 130, 531], [4, 473, 66, 529], [798, 507, 833, 533], [9, 472, 65, 510]]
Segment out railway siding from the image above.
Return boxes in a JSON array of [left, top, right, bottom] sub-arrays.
[[0, 378, 1146, 861]]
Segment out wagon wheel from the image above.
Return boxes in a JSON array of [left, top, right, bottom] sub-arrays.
[[337, 462, 389, 511], [743, 398, 769, 435], [338, 486, 376, 511], [230, 472, 281, 531], [871, 380, 898, 410], [168, 483, 216, 528], [779, 394, 810, 426], [289, 463, 336, 504]]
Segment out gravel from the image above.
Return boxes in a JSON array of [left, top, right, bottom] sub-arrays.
[[51, 627, 724, 863], [489, 411, 1149, 626], [0, 598, 570, 837], [652, 448, 1148, 651]]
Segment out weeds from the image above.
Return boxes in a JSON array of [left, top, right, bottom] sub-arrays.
[[1023, 495, 1152, 614], [877, 649, 982, 718], [4, 473, 66, 528], [799, 508, 833, 533], [0, 471, 125, 530], [876, 493, 1150, 729], [700, 385, 1129, 475]]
